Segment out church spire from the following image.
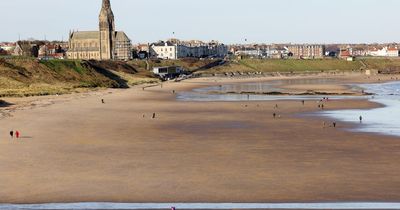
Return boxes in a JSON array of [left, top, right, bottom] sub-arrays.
[[102, 0, 111, 9], [99, 0, 115, 31], [99, 0, 115, 60]]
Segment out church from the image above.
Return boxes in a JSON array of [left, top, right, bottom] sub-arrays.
[[67, 0, 132, 60]]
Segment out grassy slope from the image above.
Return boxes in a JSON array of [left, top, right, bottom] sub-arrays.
[[360, 58, 400, 70], [199, 58, 400, 74], [0, 59, 158, 97], [202, 59, 364, 74]]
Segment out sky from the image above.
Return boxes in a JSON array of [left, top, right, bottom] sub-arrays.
[[1, 0, 399, 44]]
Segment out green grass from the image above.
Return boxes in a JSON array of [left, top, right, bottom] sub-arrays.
[[360, 58, 400, 70], [40, 60, 87, 74], [0, 55, 35, 60], [196, 58, 367, 74], [237, 59, 364, 72]]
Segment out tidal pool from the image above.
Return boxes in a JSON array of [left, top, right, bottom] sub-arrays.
[[178, 80, 400, 137]]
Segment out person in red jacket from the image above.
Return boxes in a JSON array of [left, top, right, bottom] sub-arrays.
[[15, 131, 20, 139]]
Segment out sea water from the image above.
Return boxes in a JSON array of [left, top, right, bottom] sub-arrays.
[[321, 82, 400, 137], [178, 81, 400, 137]]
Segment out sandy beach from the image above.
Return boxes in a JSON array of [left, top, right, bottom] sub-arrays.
[[1, 73, 400, 204]]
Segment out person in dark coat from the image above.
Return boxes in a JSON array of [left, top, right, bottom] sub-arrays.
[[9, 130, 14, 138]]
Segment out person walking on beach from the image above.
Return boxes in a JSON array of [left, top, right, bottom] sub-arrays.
[[101, 99, 105, 104], [333, 122, 337, 128], [359, 116, 363, 123], [15, 131, 20, 139], [273, 113, 276, 119], [302, 100, 305, 105], [9, 130, 14, 139], [152, 113, 156, 119]]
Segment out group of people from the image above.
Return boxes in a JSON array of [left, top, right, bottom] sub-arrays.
[[142, 113, 157, 119], [323, 121, 337, 128], [9, 130, 20, 139], [317, 98, 330, 109]]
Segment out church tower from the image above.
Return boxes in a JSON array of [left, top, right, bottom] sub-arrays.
[[99, 0, 115, 60]]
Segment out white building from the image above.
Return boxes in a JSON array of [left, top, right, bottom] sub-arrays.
[[0, 43, 16, 52], [388, 47, 400, 57], [150, 40, 228, 60], [266, 47, 288, 59], [235, 49, 264, 57], [368, 47, 399, 57], [150, 42, 181, 59], [153, 66, 183, 78]]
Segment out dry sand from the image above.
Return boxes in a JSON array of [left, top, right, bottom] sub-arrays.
[[0, 74, 400, 204]]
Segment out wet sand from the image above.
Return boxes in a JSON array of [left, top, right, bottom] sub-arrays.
[[1, 74, 400, 204]]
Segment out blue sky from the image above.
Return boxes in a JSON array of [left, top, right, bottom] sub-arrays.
[[1, 0, 399, 44]]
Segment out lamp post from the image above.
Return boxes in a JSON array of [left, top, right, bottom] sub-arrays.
[[244, 38, 248, 58]]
